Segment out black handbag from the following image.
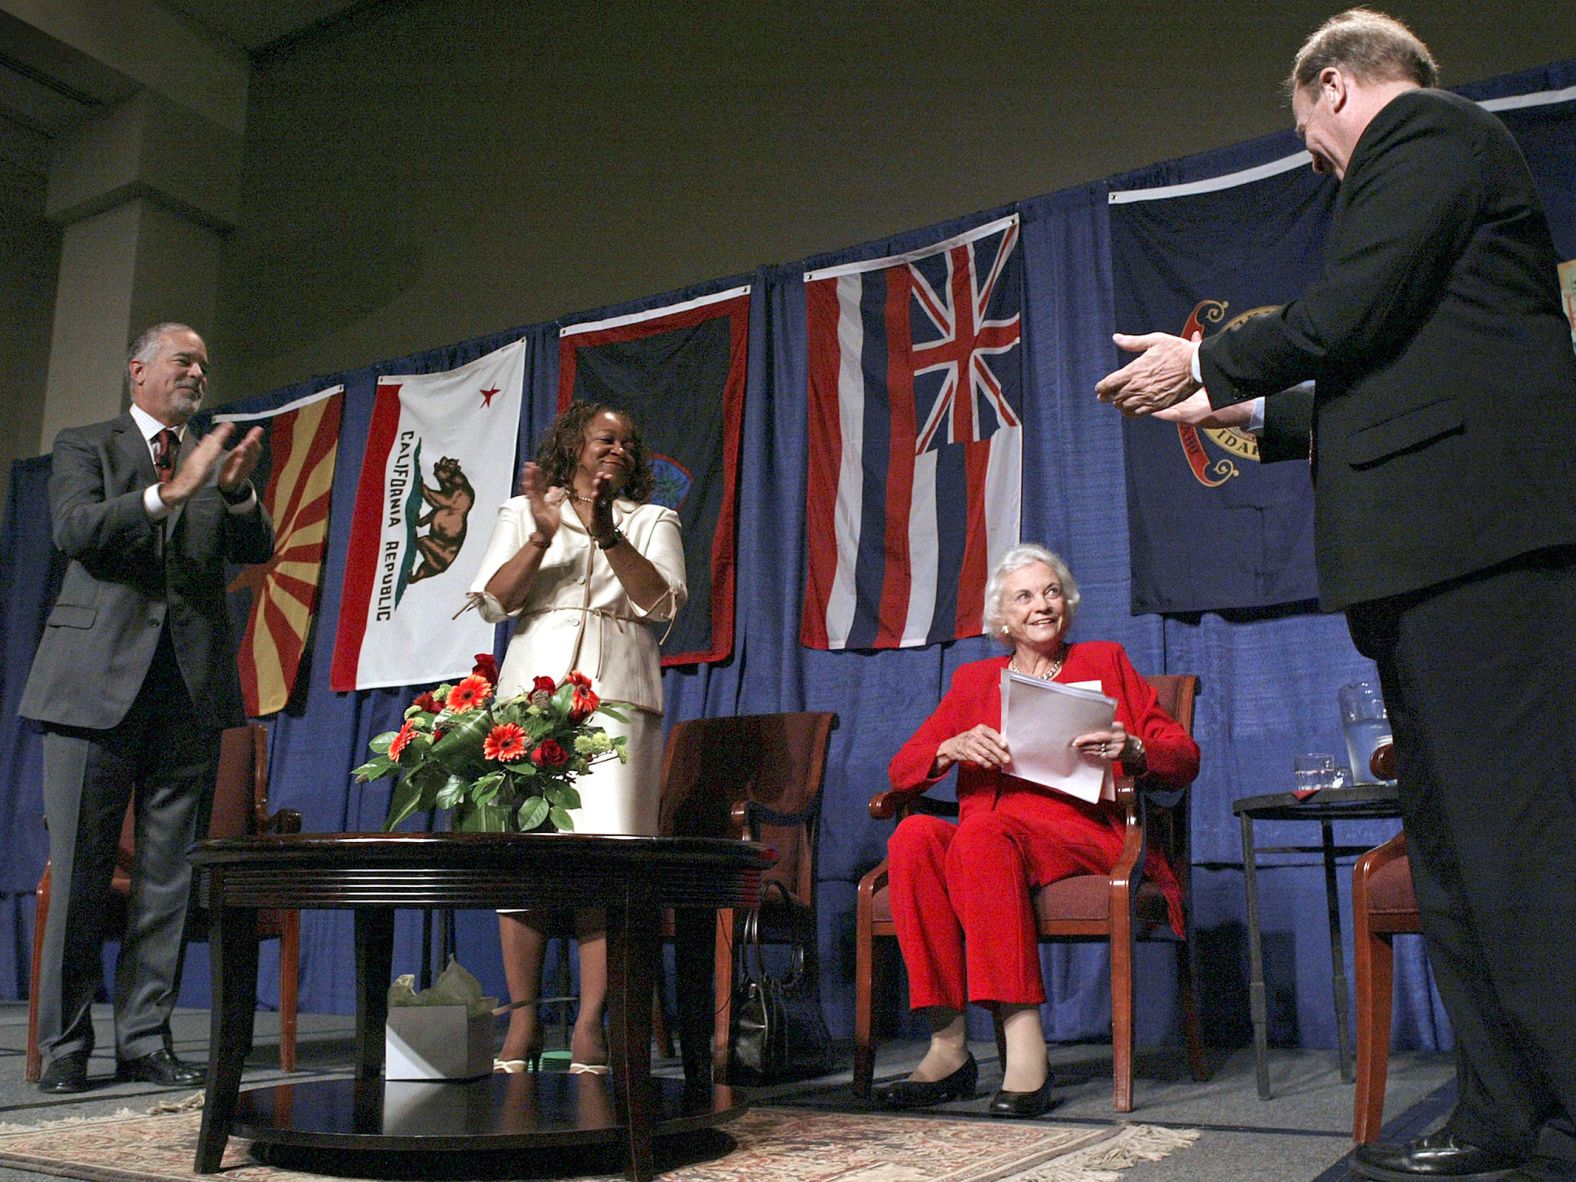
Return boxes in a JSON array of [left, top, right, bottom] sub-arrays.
[[728, 880, 835, 1084]]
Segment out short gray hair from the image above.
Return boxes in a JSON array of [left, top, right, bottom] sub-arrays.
[[1286, 8, 1438, 98], [125, 322, 196, 396], [982, 544, 1080, 641]]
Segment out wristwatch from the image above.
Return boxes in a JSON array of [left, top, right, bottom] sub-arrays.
[[1126, 737, 1146, 767], [595, 528, 624, 550]]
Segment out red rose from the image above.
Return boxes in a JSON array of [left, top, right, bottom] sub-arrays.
[[412, 691, 440, 713], [472, 652, 500, 683], [530, 739, 569, 767], [532, 676, 558, 695]]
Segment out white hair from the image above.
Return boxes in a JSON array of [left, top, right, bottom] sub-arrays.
[[982, 544, 1080, 641]]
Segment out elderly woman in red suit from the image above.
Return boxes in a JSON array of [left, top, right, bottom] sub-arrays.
[[875, 544, 1199, 1117]]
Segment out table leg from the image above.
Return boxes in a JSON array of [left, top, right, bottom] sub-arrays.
[[672, 906, 715, 1089], [356, 907, 395, 1079], [195, 887, 258, 1173], [607, 897, 659, 1182], [1240, 813, 1272, 1100], [1321, 819, 1354, 1082]]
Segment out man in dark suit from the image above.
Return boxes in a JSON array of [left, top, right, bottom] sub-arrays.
[[1098, 11, 1576, 1182], [22, 323, 273, 1094]]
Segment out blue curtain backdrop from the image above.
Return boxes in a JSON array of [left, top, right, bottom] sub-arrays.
[[6, 58, 1571, 1058]]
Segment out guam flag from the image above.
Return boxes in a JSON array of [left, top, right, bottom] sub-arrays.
[[1109, 156, 1332, 614], [801, 215, 1023, 650], [214, 386, 344, 716], [558, 287, 748, 666], [331, 339, 526, 691]]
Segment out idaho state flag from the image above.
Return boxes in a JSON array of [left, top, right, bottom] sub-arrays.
[[801, 215, 1023, 650], [215, 386, 344, 716], [558, 288, 748, 665], [1109, 159, 1331, 614]]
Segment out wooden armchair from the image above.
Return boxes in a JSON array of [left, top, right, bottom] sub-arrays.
[[852, 673, 1209, 1111], [656, 710, 838, 1082], [1352, 741, 1421, 1142], [25, 723, 302, 1081]]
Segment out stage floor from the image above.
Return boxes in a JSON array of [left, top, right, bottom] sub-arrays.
[[0, 1002, 1454, 1182]]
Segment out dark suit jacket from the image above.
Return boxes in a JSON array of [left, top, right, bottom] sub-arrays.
[[1202, 88, 1576, 610], [20, 412, 275, 730]]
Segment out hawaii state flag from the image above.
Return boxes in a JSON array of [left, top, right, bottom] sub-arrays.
[[558, 287, 748, 665], [215, 386, 344, 716], [331, 339, 526, 691], [802, 215, 1023, 650]]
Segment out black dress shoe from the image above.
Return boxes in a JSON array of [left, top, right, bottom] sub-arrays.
[[989, 1068, 1058, 1118], [38, 1051, 90, 1094], [115, 1049, 206, 1087], [873, 1053, 978, 1109], [1352, 1131, 1523, 1180]]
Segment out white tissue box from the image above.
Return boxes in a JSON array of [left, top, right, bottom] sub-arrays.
[[384, 1005, 493, 1080]]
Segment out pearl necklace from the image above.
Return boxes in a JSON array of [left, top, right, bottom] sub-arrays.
[[1009, 653, 1065, 681]]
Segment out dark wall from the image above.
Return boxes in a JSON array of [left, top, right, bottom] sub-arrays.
[[213, 0, 1576, 399]]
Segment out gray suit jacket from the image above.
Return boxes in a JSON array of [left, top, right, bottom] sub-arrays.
[[20, 412, 275, 730]]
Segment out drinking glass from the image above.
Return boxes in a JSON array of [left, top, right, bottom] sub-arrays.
[[1294, 752, 1337, 796]]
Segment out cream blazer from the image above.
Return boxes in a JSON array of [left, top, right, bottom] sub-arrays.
[[468, 494, 686, 714]]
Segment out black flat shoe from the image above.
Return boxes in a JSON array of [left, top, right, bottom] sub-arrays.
[[989, 1069, 1057, 1118], [115, 1049, 206, 1087], [873, 1053, 978, 1109], [39, 1051, 90, 1094], [1351, 1130, 1522, 1180]]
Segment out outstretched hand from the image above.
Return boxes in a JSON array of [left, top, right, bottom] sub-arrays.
[[1095, 332, 1202, 416], [1152, 389, 1255, 430]]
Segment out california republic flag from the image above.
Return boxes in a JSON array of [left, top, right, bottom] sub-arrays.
[[330, 339, 526, 691], [215, 385, 345, 715]]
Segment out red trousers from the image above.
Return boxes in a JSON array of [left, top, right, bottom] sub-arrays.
[[887, 783, 1176, 1010]]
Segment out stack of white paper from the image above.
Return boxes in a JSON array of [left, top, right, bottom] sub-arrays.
[[1000, 670, 1117, 802]]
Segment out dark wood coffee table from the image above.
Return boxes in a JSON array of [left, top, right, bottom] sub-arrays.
[[189, 832, 772, 1181]]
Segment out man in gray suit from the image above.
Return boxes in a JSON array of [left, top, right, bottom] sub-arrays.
[[1099, 11, 1576, 1182], [22, 323, 273, 1093]]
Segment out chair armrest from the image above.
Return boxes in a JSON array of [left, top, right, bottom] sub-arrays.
[[868, 785, 959, 821], [1107, 778, 1147, 888], [1371, 742, 1396, 780]]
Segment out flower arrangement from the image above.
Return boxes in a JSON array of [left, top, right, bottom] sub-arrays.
[[354, 653, 629, 833]]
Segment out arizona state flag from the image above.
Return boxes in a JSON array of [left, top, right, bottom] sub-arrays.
[[215, 386, 344, 716], [558, 288, 748, 665]]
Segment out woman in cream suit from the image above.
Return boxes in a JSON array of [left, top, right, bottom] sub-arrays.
[[469, 401, 686, 1072]]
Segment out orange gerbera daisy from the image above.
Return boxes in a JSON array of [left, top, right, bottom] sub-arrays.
[[388, 719, 418, 760], [483, 722, 527, 763], [447, 674, 492, 714]]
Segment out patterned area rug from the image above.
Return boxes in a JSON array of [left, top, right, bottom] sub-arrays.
[[0, 1105, 1197, 1182]]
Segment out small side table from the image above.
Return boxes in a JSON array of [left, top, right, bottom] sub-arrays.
[[1232, 784, 1402, 1099]]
